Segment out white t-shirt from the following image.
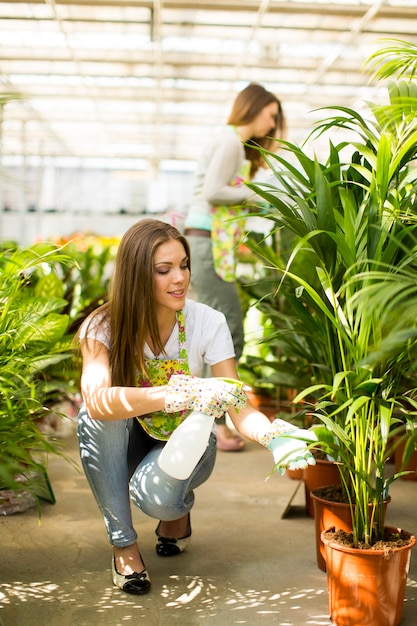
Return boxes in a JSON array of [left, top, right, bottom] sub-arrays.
[[79, 298, 235, 376]]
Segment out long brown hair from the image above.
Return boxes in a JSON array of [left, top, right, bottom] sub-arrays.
[[227, 82, 285, 178], [83, 219, 191, 386]]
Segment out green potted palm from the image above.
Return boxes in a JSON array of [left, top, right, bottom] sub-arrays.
[[243, 38, 417, 626], [238, 230, 344, 498]]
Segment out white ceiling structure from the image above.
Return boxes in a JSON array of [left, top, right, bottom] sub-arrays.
[[0, 0, 417, 170]]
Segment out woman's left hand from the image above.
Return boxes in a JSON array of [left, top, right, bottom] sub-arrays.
[[259, 418, 317, 475]]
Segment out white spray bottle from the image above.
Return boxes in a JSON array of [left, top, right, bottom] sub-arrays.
[[157, 378, 250, 480]]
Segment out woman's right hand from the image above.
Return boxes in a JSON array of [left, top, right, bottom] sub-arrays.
[[164, 375, 247, 419]]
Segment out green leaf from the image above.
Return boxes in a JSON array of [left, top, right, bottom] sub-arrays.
[[35, 272, 65, 299]]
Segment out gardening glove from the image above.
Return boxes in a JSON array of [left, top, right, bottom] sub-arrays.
[[165, 375, 247, 420], [259, 418, 317, 475]]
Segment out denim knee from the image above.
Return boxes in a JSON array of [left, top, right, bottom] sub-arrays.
[[130, 433, 217, 521]]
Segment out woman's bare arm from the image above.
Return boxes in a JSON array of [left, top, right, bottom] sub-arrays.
[[80, 338, 166, 420]]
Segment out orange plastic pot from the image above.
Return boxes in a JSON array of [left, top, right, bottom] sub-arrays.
[[303, 459, 342, 518], [245, 392, 280, 421], [286, 468, 303, 480], [394, 437, 417, 481], [322, 527, 415, 626], [312, 488, 390, 572]]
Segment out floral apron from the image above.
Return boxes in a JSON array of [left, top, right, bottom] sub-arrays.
[[210, 157, 251, 282], [136, 310, 191, 441]]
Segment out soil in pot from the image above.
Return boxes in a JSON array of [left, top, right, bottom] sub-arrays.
[[322, 527, 415, 626]]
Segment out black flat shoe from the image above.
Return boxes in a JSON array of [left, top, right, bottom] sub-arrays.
[[155, 513, 191, 557], [112, 557, 151, 595]]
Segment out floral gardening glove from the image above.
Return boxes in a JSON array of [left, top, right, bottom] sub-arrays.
[[165, 375, 247, 419], [259, 418, 317, 475]]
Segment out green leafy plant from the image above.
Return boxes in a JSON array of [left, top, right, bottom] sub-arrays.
[[243, 39, 417, 546], [238, 228, 324, 397], [39, 233, 118, 406], [0, 242, 75, 498]]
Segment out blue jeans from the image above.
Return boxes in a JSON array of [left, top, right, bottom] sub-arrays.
[[77, 405, 217, 547]]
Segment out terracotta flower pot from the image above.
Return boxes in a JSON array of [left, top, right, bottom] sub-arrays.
[[322, 526, 416, 626], [303, 459, 342, 518], [394, 436, 417, 481], [312, 486, 390, 572], [286, 468, 304, 480], [246, 391, 280, 421]]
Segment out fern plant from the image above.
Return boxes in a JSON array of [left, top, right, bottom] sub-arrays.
[[0, 242, 75, 500]]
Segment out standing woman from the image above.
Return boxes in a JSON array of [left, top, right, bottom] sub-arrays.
[[184, 82, 285, 451], [77, 219, 314, 596]]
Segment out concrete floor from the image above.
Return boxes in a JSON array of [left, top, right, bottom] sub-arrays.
[[1, 431, 417, 626]]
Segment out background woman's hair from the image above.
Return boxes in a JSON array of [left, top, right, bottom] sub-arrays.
[[227, 82, 286, 177]]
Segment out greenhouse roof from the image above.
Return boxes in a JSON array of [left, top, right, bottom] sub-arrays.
[[1, 0, 416, 169]]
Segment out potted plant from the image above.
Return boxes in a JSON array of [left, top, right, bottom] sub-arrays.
[[238, 223, 344, 497], [0, 242, 76, 513], [243, 38, 417, 625]]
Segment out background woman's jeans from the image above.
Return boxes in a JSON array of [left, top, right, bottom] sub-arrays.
[[77, 405, 217, 547]]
